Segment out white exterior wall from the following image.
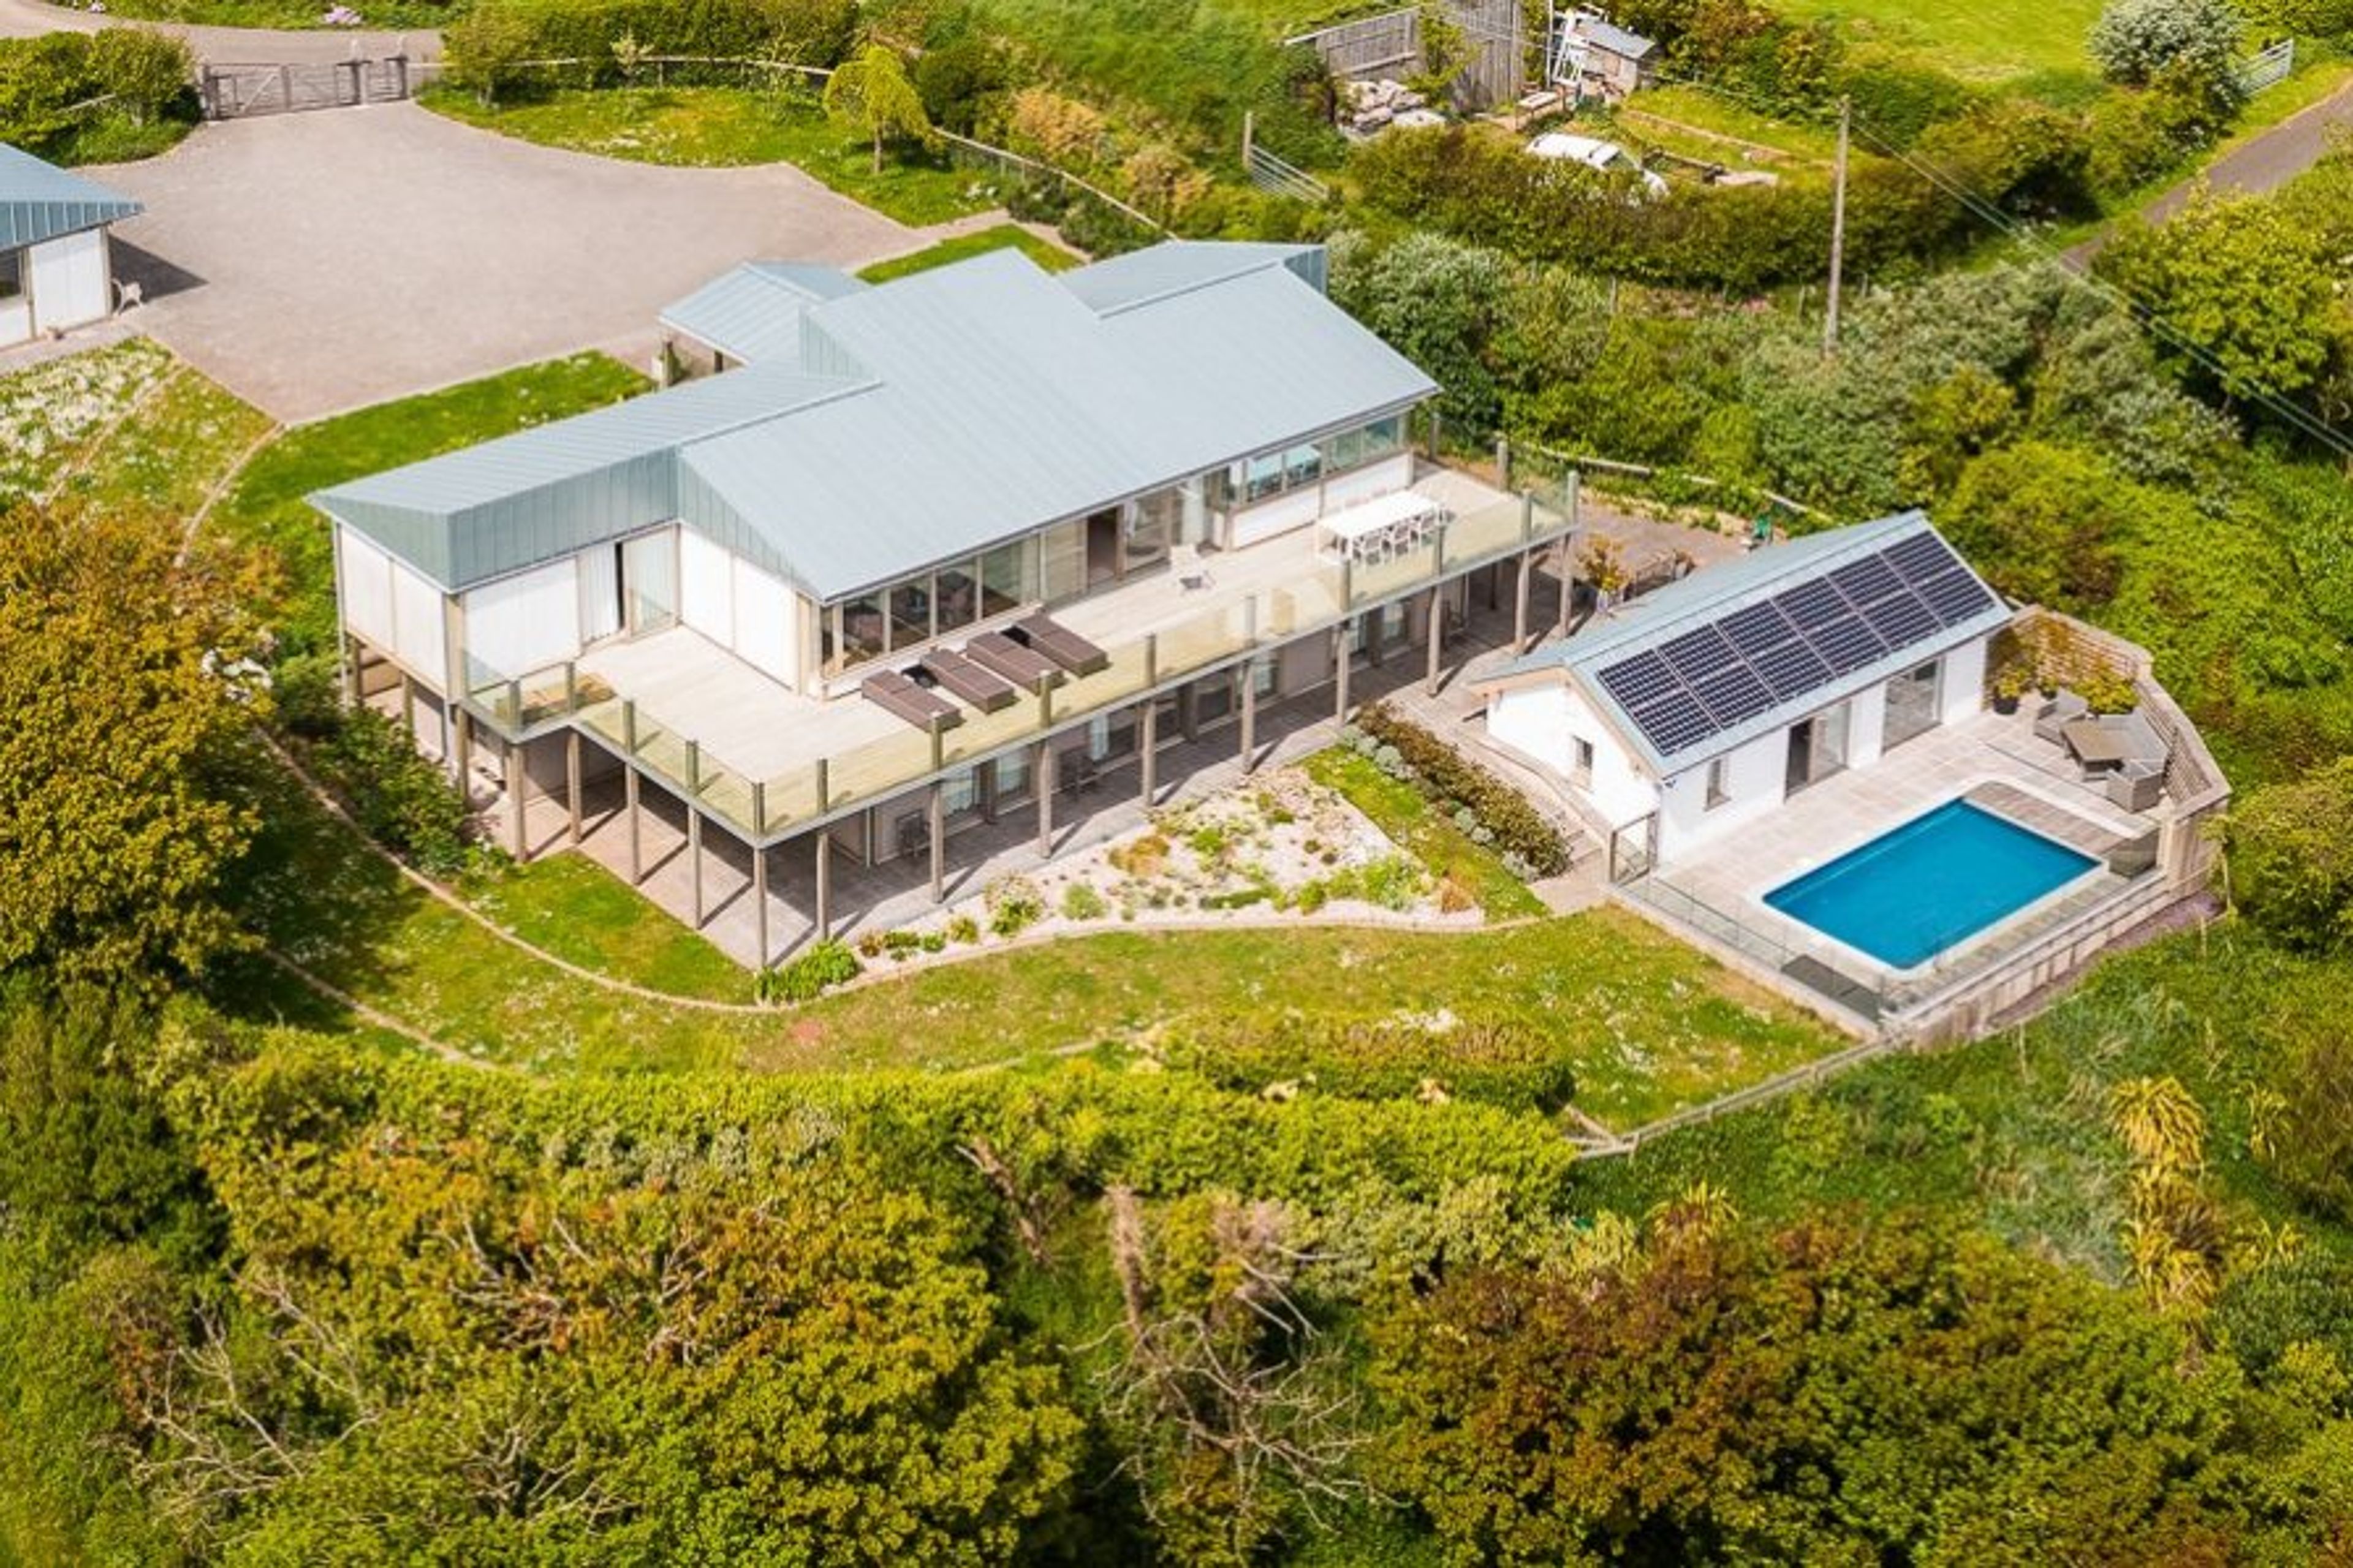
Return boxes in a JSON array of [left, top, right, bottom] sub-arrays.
[[1656, 727, 1786, 862], [730, 554, 798, 687], [337, 523, 448, 691], [463, 557, 581, 682], [1941, 637, 1987, 723], [28, 229, 109, 335], [1847, 681, 1887, 770], [678, 528, 800, 687], [1487, 682, 1658, 829], [679, 529, 734, 644]]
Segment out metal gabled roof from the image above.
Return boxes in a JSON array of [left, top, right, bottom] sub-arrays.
[[319, 240, 1434, 600], [1574, 15, 1657, 58], [313, 359, 868, 589], [0, 142, 140, 251], [658, 261, 870, 366], [1488, 513, 2011, 776], [1059, 241, 1326, 315]]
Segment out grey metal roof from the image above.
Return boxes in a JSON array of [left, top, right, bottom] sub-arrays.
[[1488, 513, 2010, 776], [315, 360, 867, 588], [1574, 16, 1657, 59], [317, 241, 1435, 600], [657, 262, 869, 365], [0, 142, 140, 251], [1058, 241, 1326, 314]]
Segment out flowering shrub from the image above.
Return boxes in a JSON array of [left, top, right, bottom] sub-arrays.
[[1352, 704, 1569, 876]]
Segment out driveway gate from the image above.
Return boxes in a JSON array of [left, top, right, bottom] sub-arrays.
[[200, 58, 416, 119]]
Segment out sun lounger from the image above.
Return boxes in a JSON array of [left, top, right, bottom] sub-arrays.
[[917, 648, 1018, 713], [1009, 613, 1110, 676], [860, 668, 962, 732], [966, 631, 1061, 690]]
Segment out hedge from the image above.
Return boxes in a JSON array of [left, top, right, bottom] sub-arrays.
[[1354, 702, 1569, 876], [1160, 1012, 1578, 1116], [445, 0, 854, 97]]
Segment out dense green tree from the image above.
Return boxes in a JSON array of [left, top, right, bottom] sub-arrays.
[[2226, 758, 2353, 956], [1330, 230, 1510, 437], [0, 502, 261, 985], [2090, 0, 2246, 89], [2100, 189, 2349, 403], [1376, 1209, 2266, 1564], [825, 42, 932, 173], [1941, 441, 2131, 608]]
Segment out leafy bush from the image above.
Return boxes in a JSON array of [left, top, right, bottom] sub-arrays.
[[754, 937, 861, 1001], [1162, 1012, 1577, 1114], [311, 706, 474, 876], [2090, 0, 2245, 89], [446, 0, 855, 101], [1354, 703, 1567, 876], [987, 876, 1044, 937], [2227, 759, 2353, 955], [1058, 882, 1107, 922], [0, 28, 196, 162]]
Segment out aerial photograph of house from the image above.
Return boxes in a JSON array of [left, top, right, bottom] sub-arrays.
[[0, 0, 2348, 1557]]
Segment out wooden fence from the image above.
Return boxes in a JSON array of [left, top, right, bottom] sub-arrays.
[[1288, 0, 1528, 111]]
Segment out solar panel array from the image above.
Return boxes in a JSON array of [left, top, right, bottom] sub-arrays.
[[1592, 529, 1999, 761]]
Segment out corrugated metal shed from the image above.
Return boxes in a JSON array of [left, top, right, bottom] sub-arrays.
[[0, 142, 141, 251], [1574, 15, 1657, 59], [657, 261, 869, 366], [317, 240, 1436, 599], [1489, 513, 2012, 775]]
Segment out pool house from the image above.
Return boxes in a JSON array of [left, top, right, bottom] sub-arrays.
[[314, 240, 1572, 966], [1482, 514, 2229, 1038]]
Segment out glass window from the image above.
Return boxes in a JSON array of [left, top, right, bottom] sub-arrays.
[[1204, 464, 1239, 513], [1363, 415, 1405, 458], [942, 767, 980, 816], [995, 750, 1031, 801], [980, 540, 1028, 617], [0, 249, 20, 301], [1705, 756, 1730, 810], [888, 574, 931, 651], [1245, 452, 1285, 502], [1124, 492, 1176, 574], [1572, 736, 1594, 787], [936, 562, 980, 632], [1323, 426, 1364, 472], [838, 590, 886, 668], [1282, 442, 1322, 490], [623, 530, 677, 635], [1039, 520, 1087, 603]]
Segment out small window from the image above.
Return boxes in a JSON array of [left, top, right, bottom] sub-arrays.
[[1704, 756, 1731, 810], [1572, 736, 1594, 787], [0, 249, 21, 301]]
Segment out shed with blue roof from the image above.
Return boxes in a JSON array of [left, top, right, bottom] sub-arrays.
[[0, 142, 141, 347]]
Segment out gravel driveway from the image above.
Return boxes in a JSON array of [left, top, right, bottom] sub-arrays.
[[88, 103, 917, 422]]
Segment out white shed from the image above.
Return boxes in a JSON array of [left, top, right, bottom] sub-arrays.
[[0, 142, 142, 349]]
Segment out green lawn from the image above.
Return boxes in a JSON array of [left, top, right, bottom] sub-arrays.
[[1618, 86, 1842, 168], [0, 338, 178, 506], [460, 854, 755, 1004], [58, 371, 273, 518], [858, 224, 1081, 283], [208, 352, 647, 651], [422, 85, 1004, 227], [1776, 0, 2102, 83], [1303, 746, 1548, 920]]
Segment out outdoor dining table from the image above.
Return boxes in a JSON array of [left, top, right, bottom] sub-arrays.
[[2062, 717, 2131, 771]]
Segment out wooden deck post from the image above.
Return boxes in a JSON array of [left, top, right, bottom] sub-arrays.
[[566, 732, 583, 844], [752, 839, 769, 969], [816, 830, 832, 941], [1425, 588, 1446, 695], [503, 741, 526, 858], [1333, 623, 1351, 720], [625, 767, 642, 884], [1139, 700, 1158, 808], [1036, 742, 1056, 855], [1514, 549, 1533, 646], [451, 706, 471, 791], [1239, 662, 1258, 774], [1557, 545, 1574, 637], [928, 782, 946, 903], [688, 806, 704, 927]]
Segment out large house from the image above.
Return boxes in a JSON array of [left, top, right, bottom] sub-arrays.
[[1481, 512, 2008, 875], [0, 143, 140, 349], [315, 241, 1570, 960]]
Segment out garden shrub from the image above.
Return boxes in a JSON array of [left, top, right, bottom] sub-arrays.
[[1160, 1012, 1577, 1115], [987, 876, 1045, 936], [2226, 759, 2353, 955], [447, 0, 855, 100], [311, 705, 474, 876], [1058, 882, 1107, 922], [2090, 0, 2245, 90], [0, 29, 196, 163], [1354, 703, 1567, 876], [755, 937, 861, 1002]]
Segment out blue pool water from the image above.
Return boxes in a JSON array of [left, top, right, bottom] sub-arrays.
[[1764, 800, 2098, 969]]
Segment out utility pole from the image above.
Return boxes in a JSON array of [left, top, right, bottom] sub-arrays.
[[1824, 94, 1850, 355]]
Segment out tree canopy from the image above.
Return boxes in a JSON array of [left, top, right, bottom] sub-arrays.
[[825, 43, 931, 173]]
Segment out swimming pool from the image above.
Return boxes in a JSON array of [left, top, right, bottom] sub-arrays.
[[1764, 800, 2099, 969]]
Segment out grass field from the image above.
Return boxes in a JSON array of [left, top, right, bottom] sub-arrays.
[[1303, 747, 1549, 919], [1776, 0, 2102, 83], [858, 224, 1080, 282], [422, 85, 1004, 227]]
